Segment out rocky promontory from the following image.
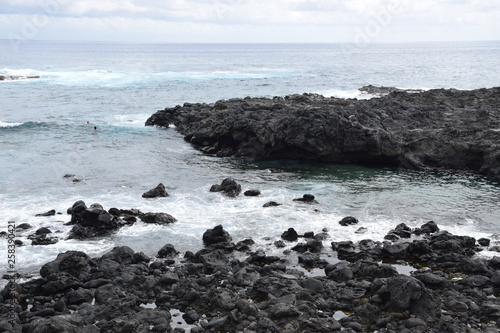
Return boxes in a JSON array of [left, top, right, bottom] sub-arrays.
[[146, 87, 500, 181]]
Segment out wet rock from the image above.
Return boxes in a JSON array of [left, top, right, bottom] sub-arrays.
[[16, 223, 32, 230], [202, 225, 232, 246], [157, 243, 180, 258], [281, 228, 299, 242], [478, 238, 491, 246], [339, 216, 359, 226], [383, 275, 441, 320], [40, 251, 95, 281], [293, 194, 318, 204], [139, 212, 177, 224], [244, 189, 261, 196], [209, 178, 241, 197], [68, 202, 121, 239], [263, 201, 281, 207], [142, 183, 169, 198], [36, 209, 56, 217]]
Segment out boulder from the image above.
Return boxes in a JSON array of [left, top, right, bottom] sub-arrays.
[[139, 212, 177, 224], [209, 178, 241, 197], [36, 209, 56, 217], [339, 216, 359, 226], [142, 183, 169, 198], [293, 194, 318, 204], [244, 189, 261, 196], [202, 225, 232, 246]]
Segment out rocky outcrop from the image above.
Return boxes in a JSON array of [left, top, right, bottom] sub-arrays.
[[2, 222, 500, 333], [146, 87, 500, 181], [66, 200, 176, 239]]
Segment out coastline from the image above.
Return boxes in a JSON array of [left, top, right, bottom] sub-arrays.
[[2, 220, 499, 332], [2, 85, 500, 332]]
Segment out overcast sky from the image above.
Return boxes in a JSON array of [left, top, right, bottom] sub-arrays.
[[0, 0, 499, 43]]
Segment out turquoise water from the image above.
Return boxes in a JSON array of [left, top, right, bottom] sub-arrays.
[[1, 40, 499, 275]]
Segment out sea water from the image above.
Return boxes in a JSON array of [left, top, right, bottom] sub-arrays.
[[1, 41, 500, 278]]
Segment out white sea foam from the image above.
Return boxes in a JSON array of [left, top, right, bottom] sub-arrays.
[[317, 88, 376, 100], [0, 120, 23, 127]]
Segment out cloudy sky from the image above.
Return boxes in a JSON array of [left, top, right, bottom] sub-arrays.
[[0, 0, 498, 43]]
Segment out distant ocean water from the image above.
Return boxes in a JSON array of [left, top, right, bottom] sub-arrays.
[[1, 40, 500, 278]]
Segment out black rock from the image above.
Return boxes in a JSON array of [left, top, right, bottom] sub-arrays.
[[16, 223, 32, 230], [157, 244, 180, 258], [146, 87, 500, 182], [478, 238, 491, 247], [339, 216, 359, 226], [139, 212, 177, 224], [293, 194, 319, 204], [263, 201, 281, 207], [281, 228, 299, 242], [142, 183, 169, 198], [210, 178, 241, 197], [244, 189, 261, 196], [36, 209, 56, 217], [202, 225, 232, 246]]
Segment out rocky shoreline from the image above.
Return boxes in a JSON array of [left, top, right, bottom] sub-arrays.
[[146, 87, 500, 182], [2, 215, 500, 332]]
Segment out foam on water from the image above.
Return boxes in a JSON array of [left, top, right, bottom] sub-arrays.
[[0, 120, 23, 127]]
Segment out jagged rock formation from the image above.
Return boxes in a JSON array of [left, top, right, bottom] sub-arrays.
[[146, 87, 500, 181]]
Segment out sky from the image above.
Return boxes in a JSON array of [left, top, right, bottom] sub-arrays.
[[0, 0, 499, 43]]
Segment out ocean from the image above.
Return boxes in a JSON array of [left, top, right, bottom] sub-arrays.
[[1, 40, 500, 279]]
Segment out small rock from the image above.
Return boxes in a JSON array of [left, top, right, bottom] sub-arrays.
[[263, 201, 281, 207], [36, 209, 56, 217], [339, 216, 359, 226], [293, 194, 318, 204], [202, 225, 232, 246], [142, 183, 169, 198], [281, 228, 299, 242], [157, 244, 180, 258], [478, 238, 490, 246], [210, 178, 241, 197], [244, 190, 261, 196], [140, 212, 177, 224]]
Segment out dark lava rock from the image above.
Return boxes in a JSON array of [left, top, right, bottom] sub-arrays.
[[263, 201, 282, 207], [210, 178, 241, 197], [281, 228, 299, 242], [157, 243, 180, 258], [414, 220, 440, 235], [67, 201, 121, 239], [202, 225, 232, 246], [35, 209, 56, 217], [40, 251, 95, 281], [146, 87, 500, 182], [244, 189, 261, 196], [293, 194, 319, 204], [142, 183, 169, 198], [16, 223, 32, 230], [478, 238, 491, 246], [339, 216, 359, 226], [139, 212, 177, 224], [5, 222, 500, 333]]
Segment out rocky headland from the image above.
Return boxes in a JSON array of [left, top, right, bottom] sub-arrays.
[[2, 221, 500, 333], [146, 87, 500, 182]]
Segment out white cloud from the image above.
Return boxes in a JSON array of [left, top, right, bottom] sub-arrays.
[[0, 0, 499, 42]]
